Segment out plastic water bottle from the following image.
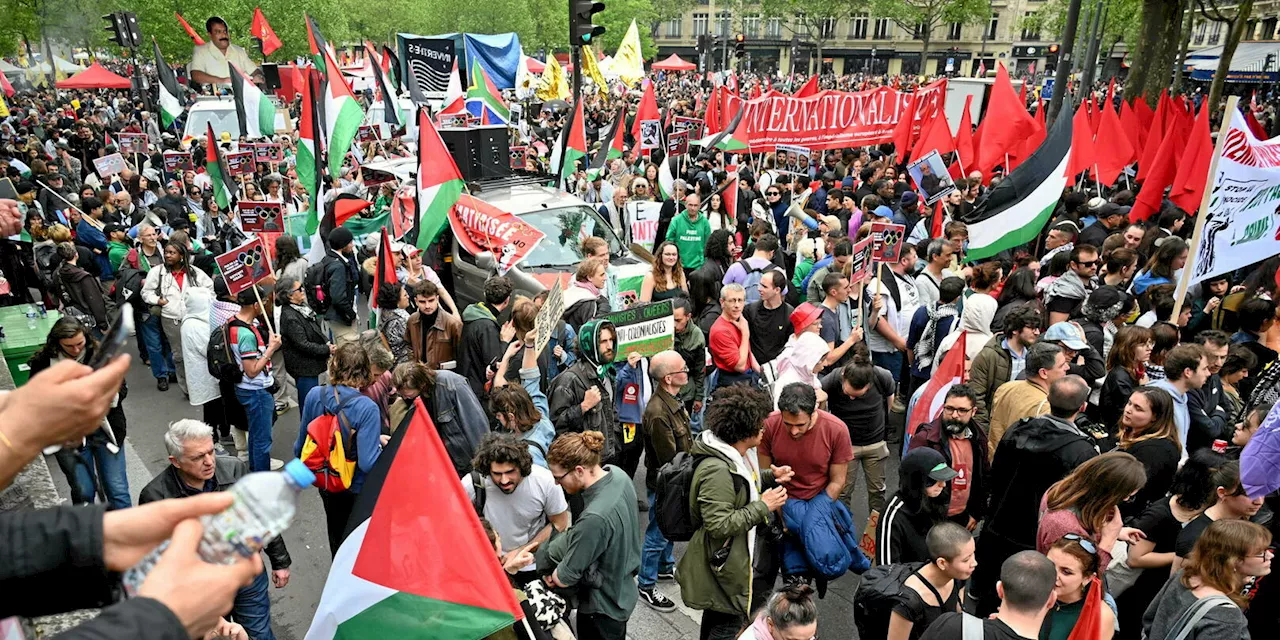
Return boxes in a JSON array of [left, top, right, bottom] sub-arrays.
[[122, 459, 316, 597], [25, 306, 36, 329]]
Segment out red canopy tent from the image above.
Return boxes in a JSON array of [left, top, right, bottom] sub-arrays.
[[56, 63, 131, 89], [652, 54, 696, 72]]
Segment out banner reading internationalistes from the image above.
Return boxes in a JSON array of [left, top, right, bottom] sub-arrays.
[[1191, 110, 1280, 283], [448, 194, 546, 274], [401, 37, 456, 102]]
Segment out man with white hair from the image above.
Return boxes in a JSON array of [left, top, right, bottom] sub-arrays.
[[139, 419, 292, 640], [708, 283, 761, 393]]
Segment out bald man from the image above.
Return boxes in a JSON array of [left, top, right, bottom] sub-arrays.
[[637, 350, 693, 609]]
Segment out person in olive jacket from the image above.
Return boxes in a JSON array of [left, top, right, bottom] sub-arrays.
[[677, 385, 792, 640]]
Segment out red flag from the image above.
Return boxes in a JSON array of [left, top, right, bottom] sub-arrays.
[[948, 159, 964, 181], [1136, 92, 1169, 184], [1119, 99, 1143, 154], [954, 95, 975, 169], [930, 199, 945, 239], [631, 80, 660, 151], [1168, 101, 1213, 214], [1246, 109, 1270, 140], [250, 8, 282, 57], [907, 331, 966, 442], [1094, 93, 1136, 187], [1066, 101, 1097, 186], [1065, 576, 1106, 640], [703, 86, 721, 137], [1017, 81, 1027, 108], [976, 64, 1037, 175], [1018, 99, 1047, 161], [0, 72, 13, 98], [1087, 95, 1100, 136], [1132, 97, 1155, 148], [749, 83, 761, 99], [176, 13, 206, 46], [333, 198, 373, 227], [891, 92, 918, 161], [912, 107, 955, 160], [1131, 110, 1189, 221], [370, 230, 398, 304], [794, 75, 819, 98]]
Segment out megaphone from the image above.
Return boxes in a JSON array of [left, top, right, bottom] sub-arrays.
[[786, 201, 819, 230]]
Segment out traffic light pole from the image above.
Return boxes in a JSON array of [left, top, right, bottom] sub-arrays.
[[571, 45, 582, 107], [1047, 0, 1083, 127]]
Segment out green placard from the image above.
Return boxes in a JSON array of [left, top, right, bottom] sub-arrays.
[[603, 300, 674, 362]]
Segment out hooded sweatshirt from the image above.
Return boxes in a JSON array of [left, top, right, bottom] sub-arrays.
[[933, 294, 997, 367], [458, 302, 502, 398], [1148, 379, 1190, 459], [180, 288, 221, 406]]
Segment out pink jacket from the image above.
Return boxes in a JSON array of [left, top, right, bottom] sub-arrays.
[[1037, 494, 1113, 573]]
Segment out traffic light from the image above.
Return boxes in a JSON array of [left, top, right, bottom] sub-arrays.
[[570, 0, 606, 46], [734, 33, 745, 58], [1045, 43, 1061, 73], [122, 11, 142, 48], [103, 13, 128, 48]]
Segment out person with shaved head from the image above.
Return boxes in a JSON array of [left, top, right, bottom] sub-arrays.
[[637, 350, 694, 611]]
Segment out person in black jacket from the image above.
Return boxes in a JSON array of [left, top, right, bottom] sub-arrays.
[[321, 226, 361, 344], [906, 384, 989, 531], [1188, 330, 1233, 453], [876, 447, 956, 566], [55, 241, 109, 328], [970, 375, 1101, 617], [276, 276, 332, 422], [139, 419, 291, 640], [458, 275, 513, 400]]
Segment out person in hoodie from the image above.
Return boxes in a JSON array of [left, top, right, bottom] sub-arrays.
[[294, 342, 385, 555], [971, 375, 1100, 617], [1147, 343, 1211, 458], [459, 275, 513, 399], [562, 256, 612, 332], [548, 319, 635, 476], [104, 223, 131, 272], [876, 447, 957, 566]]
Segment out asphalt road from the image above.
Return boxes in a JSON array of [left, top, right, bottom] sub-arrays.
[[45, 335, 903, 640]]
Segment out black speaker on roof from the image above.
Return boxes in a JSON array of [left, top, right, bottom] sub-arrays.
[[439, 125, 511, 182]]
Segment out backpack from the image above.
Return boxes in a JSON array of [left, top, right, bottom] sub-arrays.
[[304, 255, 335, 314], [654, 452, 746, 542], [299, 387, 359, 492], [112, 265, 145, 305], [853, 562, 926, 640], [469, 469, 487, 516], [737, 258, 770, 304], [206, 319, 249, 384]]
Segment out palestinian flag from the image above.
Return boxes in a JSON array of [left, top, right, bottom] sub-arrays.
[[320, 46, 365, 179], [305, 14, 331, 75], [587, 106, 626, 181], [465, 59, 510, 125], [437, 60, 466, 118], [364, 43, 401, 128], [557, 99, 588, 186], [657, 155, 676, 200], [695, 99, 748, 155], [960, 104, 1072, 263], [152, 38, 183, 129], [381, 45, 402, 94], [305, 397, 523, 639], [299, 72, 326, 235], [205, 123, 234, 210], [370, 229, 398, 303], [230, 63, 275, 139], [416, 107, 465, 250]]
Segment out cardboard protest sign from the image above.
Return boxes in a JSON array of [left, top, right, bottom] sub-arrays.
[[870, 222, 906, 263], [603, 300, 674, 362], [214, 236, 274, 295], [439, 113, 468, 128], [673, 116, 702, 133], [627, 201, 664, 254], [163, 151, 194, 173], [357, 125, 379, 143], [907, 150, 956, 206], [638, 119, 661, 150], [533, 278, 565, 356], [92, 153, 127, 178], [253, 143, 283, 163], [849, 236, 875, 284], [666, 131, 689, 156], [117, 133, 148, 155], [448, 194, 547, 275], [237, 201, 285, 233], [225, 151, 254, 177]]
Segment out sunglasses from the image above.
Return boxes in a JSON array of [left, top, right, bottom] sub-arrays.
[[1074, 260, 1099, 267], [1062, 533, 1097, 555], [767, 191, 780, 196]]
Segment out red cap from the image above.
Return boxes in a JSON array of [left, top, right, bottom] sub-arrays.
[[790, 302, 824, 335]]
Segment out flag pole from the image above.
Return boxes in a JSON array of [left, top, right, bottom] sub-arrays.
[[1170, 95, 1238, 323]]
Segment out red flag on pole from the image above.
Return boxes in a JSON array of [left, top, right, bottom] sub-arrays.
[[1066, 101, 1097, 186], [250, 8, 282, 57], [1131, 109, 1190, 221], [370, 229, 399, 304], [1136, 92, 1170, 184], [794, 75, 819, 98], [976, 64, 1037, 175], [176, 13, 206, 46], [1168, 101, 1213, 214], [1094, 95, 1136, 187], [1246, 110, 1270, 140], [954, 95, 975, 169], [912, 108, 955, 160], [0, 72, 13, 98], [891, 92, 918, 161], [630, 80, 660, 152], [907, 331, 966, 443]]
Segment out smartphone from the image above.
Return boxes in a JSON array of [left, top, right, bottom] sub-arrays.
[[89, 302, 135, 369], [0, 177, 18, 201]]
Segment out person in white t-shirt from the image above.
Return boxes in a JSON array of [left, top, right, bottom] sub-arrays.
[[189, 16, 259, 86]]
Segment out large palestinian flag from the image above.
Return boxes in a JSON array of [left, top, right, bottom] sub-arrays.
[[205, 123, 234, 210], [320, 46, 365, 178], [152, 38, 183, 129], [416, 107, 465, 250], [230, 63, 275, 138], [961, 105, 1072, 263], [299, 72, 326, 235], [587, 106, 626, 181], [304, 397, 522, 639]]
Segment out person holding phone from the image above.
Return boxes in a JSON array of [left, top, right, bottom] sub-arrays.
[[141, 241, 214, 393]]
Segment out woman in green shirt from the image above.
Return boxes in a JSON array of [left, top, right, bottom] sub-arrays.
[[1041, 535, 1115, 640]]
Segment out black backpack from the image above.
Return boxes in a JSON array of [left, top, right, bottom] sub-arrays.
[[112, 266, 145, 305], [654, 452, 746, 542], [207, 319, 249, 383], [304, 255, 335, 314], [853, 562, 926, 640]]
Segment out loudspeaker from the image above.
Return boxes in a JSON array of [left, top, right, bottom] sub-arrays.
[[261, 64, 281, 91], [439, 126, 512, 182], [439, 127, 480, 181]]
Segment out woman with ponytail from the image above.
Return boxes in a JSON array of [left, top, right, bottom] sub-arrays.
[[737, 583, 819, 640]]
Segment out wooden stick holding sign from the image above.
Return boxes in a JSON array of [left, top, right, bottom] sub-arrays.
[[252, 282, 275, 335]]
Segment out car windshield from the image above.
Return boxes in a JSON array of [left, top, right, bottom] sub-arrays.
[[517, 206, 626, 268], [186, 109, 241, 141]]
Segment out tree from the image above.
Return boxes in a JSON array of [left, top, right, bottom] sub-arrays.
[[869, 0, 989, 60], [1124, 0, 1186, 105], [760, 0, 861, 74], [1197, 0, 1254, 114]]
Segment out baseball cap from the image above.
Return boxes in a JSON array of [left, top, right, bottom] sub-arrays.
[[900, 191, 919, 207], [1044, 321, 1090, 351], [789, 303, 824, 336], [104, 222, 127, 235], [902, 447, 958, 483], [873, 205, 894, 220]]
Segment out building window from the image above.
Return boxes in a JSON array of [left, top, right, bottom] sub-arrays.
[[988, 14, 999, 40], [850, 13, 868, 39], [766, 18, 783, 38], [1021, 12, 1042, 40], [913, 22, 926, 40], [947, 22, 962, 40], [693, 13, 709, 36], [1208, 20, 1223, 45], [874, 18, 891, 39], [666, 18, 683, 38], [1194, 21, 1206, 45], [744, 14, 760, 38], [716, 11, 733, 37], [820, 18, 837, 39]]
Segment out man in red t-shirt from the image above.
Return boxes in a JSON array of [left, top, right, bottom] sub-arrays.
[[708, 283, 760, 393], [751, 382, 854, 610]]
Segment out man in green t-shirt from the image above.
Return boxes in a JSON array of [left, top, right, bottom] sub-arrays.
[[105, 224, 132, 272], [664, 192, 711, 272]]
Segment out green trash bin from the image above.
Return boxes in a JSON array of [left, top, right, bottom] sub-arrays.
[[0, 305, 63, 387]]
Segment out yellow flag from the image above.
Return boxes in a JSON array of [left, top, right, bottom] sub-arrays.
[[537, 56, 570, 101], [581, 45, 609, 99], [612, 19, 644, 87], [0, 94, 9, 118]]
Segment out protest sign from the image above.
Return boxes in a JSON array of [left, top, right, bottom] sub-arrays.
[[871, 222, 906, 263], [225, 151, 254, 177], [777, 144, 812, 173], [163, 151, 194, 173], [533, 279, 565, 356], [673, 116, 702, 133], [214, 236, 274, 295], [439, 113, 468, 128], [388, 182, 416, 239], [638, 119, 661, 150], [849, 236, 875, 284], [627, 201, 665, 254], [254, 143, 283, 163], [603, 301, 674, 362], [92, 153, 127, 178], [510, 145, 528, 170], [666, 131, 689, 156], [118, 133, 148, 155], [357, 125, 378, 143], [907, 150, 956, 205], [237, 201, 285, 233], [448, 194, 547, 275]]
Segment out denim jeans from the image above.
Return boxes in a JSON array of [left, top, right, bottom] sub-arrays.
[[232, 569, 276, 640], [140, 314, 174, 380], [871, 350, 904, 383], [236, 387, 274, 472], [296, 376, 320, 422], [75, 442, 132, 510], [638, 492, 674, 589]]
